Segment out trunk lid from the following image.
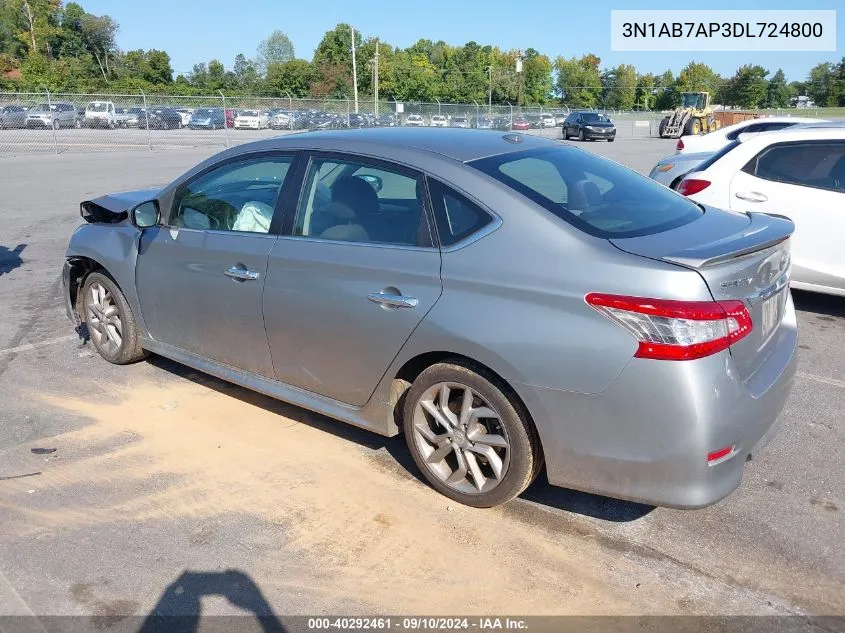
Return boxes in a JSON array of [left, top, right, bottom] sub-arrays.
[[611, 207, 794, 382]]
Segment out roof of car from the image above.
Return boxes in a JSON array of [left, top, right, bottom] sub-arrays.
[[231, 127, 556, 162], [737, 126, 845, 145]]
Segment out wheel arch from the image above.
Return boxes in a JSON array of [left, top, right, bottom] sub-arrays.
[[65, 255, 107, 319], [391, 351, 541, 460]]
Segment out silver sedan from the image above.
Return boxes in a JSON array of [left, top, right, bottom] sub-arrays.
[[62, 129, 797, 509]]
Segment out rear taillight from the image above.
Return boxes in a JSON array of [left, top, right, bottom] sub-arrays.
[[676, 138, 684, 150], [585, 293, 753, 361], [677, 178, 711, 196]]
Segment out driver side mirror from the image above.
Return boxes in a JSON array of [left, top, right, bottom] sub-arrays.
[[357, 174, 383, 193], [130, 200, 160, 229]]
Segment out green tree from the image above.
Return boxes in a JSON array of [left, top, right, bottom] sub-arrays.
[[724, 64, 768, 108], [553, 54, 601, 107], [602, 63, 637, 110], [6, 0, 61, 57], [654, 69, 677, 109], [676, 61, 721, 96], [256, 29, 294, 74], [522, 48, 552, 105], [765, 69, 793, 108], [635, 72, 657, 110], [807, 62, 839, 107], [265, 59, 313, 97]]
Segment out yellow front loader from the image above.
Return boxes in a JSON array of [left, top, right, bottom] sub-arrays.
[[658, 92, 721, 139]]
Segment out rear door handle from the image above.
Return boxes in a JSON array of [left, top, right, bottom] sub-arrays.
[[224, 266, 260, 281], [367, 292, 418, 309], [735, 191, 768, 203]]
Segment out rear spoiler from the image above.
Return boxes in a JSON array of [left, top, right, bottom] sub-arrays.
[[660, 212, 794, 269]]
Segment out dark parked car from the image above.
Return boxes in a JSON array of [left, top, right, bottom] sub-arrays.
[[63, 128, 797, 510], [374, 113, 396, 127], [147, 106, 184, 130], [347, 113, 370, 128], [188, 108, 226, 130], [562, 111, 616, 142], [0, 105, 28, 129], [492, 116, 511, 131]]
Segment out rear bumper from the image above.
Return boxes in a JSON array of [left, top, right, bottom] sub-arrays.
[[516, 294, 798, 508]]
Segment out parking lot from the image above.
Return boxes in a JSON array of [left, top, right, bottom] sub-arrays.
[[0, 118, 659, 155], [0, 135, 842, 623]]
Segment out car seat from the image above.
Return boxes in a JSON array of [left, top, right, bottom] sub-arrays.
[[568, 179, 603, 212]]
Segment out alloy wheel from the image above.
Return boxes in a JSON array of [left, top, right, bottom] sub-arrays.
[[86, 281, 123, 355], [412, 382, 510, 494]]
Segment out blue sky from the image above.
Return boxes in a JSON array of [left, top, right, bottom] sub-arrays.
[[82, 0, 841, 82]]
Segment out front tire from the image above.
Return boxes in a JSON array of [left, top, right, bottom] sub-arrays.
[[82, 272, 147, 365], [403, 359, 541, 508]]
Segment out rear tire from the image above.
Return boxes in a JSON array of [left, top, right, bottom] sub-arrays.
[[658, 117, 668, 137], [403, 359, 541, 508], [82, 272, 147, 365]]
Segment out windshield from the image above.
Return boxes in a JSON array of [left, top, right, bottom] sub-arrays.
[[128, 108, 145, 115], [87, 103, 108, 112], [468, 147, 702, 238], [240, 110, 259, 116], [29, 104, 54, 113], [582, 113, 610, 123], [194, 109, 213, 117], [681, 93, 706, 109]]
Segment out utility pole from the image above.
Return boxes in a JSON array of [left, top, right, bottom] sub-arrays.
[[350, 26, 359, 113], [374, 39, 379, 117], [487, 66, 492, 114]]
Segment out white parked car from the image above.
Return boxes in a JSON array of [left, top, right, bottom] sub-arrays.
[[430, 115, 448, 127], [540, 114, 557, 128], [676, 127, 845, 297], [234, 109, 269, 129], [649, 151, 717, 189], [675, 116, 823, 154], [405, 114, 425, 127], [174, 107, 194, 127], [83, 101, 126, 129]]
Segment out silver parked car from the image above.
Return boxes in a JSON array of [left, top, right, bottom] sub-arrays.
[[25, 102, 79, 129], [0, 104, 29, 128], [62, 129, 797, 509]]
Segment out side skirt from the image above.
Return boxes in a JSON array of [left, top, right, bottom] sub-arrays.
[[141, 337, 398, 437]]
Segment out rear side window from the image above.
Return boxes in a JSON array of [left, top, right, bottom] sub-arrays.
[[696, 140, 741, 172], [428, 179, 494, 247], [745, 141, 845, 193], [469, 147, 701, 238], [726, 121, 795, 140]]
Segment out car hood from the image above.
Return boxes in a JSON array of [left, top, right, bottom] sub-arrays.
[[583, 120, 614, 127], [80, 188, 161, 223]]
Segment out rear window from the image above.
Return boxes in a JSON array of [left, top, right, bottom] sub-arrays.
[[468, 147, 702, 238], [696, 140, 741, 172]]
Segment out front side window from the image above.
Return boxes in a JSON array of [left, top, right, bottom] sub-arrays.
[[170, 156, 292, 232], [469, 147, 702, 238], [293, 157, 431, 247], [747, 141, 845, 192]]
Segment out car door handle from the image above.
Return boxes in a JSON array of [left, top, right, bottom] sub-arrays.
[[735, 191, 768, 203], [367, 292, 419, 309], [224, 266, 260, 281]]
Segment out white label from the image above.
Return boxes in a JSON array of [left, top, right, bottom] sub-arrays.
[[611, 10, 836, 51]]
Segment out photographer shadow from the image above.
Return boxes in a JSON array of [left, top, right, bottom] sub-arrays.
[[137, 569, 286, 633]]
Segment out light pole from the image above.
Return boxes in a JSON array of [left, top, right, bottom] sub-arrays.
[[350, 26, 359, 114], [516, 51, 525, 110], [487, 66, 492, 115]]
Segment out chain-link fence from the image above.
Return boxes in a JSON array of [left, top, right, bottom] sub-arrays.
[[2, 90, 839, 155]]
